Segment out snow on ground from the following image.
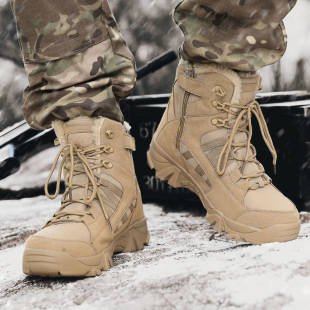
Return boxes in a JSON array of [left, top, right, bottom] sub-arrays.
[[0, 196, 310, 310]]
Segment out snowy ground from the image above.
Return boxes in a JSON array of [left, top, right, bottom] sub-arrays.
[[0, 198, 310, 309]]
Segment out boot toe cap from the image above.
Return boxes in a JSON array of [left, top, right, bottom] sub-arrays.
[[235, 208, 300, 229], [23, 235, 100, 277], [241, 184, 300, 228], [24, 235, 97, 258]]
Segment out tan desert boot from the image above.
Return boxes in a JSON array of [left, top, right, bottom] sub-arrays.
[[148, 60, 300, 245], [23, 117, 149, 277]]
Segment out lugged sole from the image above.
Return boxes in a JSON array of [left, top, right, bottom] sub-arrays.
[[23, 218, 149, 277], [147, 141, 301, 245]]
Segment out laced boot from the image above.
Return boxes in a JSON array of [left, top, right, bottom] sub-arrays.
[[148, 60, 300, 245], [23, 117, 149, 277]]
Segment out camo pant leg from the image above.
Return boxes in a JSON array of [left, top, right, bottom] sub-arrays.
[[10, 0, 135, 130], [174, 0, 297, 72]]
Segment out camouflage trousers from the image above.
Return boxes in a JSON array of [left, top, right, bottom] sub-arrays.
[[175, 0, 297, 71], [11, 0, 297, 130]]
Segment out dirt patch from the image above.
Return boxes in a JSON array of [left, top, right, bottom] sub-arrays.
[[300, 212, 310, 224], [0, 229, 36, 250], [2, 276, 83, 299]]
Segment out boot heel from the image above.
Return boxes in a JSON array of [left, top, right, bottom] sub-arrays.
[[147, 143, 184, 188]]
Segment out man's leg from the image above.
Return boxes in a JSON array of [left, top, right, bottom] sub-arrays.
[[148, 0, 300, 244], [11, 0, 149, 277], [11, 0, 136, 129], [174, 0, 295, 71]]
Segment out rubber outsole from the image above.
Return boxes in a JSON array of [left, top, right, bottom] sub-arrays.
[[147, 141, 301, 245], [23, 218, 149, 277]]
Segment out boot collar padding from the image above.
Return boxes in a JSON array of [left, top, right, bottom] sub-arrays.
[[177, 62, 259, 105], [52, 117, 135, 151]]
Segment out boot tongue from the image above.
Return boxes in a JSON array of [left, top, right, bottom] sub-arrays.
[[64, 117, 96, 149], [229, 72, 260, 144], [58, 118, 102, 217], [230, 73, 265, 186]]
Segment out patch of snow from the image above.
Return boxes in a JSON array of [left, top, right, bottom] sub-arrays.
[[0, 199, 310, 309]]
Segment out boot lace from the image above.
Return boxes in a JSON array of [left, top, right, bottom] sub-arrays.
[[212, 100, 277, 189], [45, 143, 114, 230]]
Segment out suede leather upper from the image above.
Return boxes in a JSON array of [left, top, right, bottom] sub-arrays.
[[151, 60, 299, 229]]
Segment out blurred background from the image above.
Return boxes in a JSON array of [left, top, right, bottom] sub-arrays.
[[0, 0, 310, 132]]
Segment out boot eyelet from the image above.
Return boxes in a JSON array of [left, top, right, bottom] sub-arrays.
[[212, 85, 226, 97], [212, 118, 225, 127], [105, 146, 114, 154], [106, 130, 114, 139], [211, 101, 218, 108], [102, 160, 113, 169], [211, 101, 224, 109]]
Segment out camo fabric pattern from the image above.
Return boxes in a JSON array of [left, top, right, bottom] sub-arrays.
[[11, 0, 297, 129], [11, 0, 136, 129], [174, 0, 297, 72]]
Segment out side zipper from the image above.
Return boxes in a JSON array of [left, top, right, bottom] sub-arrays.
[[176, 61, 195, 150], [176, 91, 190, 150]]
